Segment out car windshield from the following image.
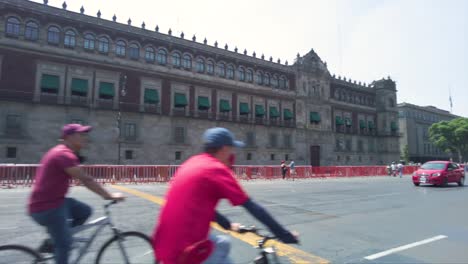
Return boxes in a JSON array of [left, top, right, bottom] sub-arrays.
[[420, 163, 446, 170]]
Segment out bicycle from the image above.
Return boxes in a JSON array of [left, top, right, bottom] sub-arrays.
[[0, 200, 154, 264], [238, 226, 295, 264]]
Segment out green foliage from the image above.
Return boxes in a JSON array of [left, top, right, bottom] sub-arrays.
[[429, 117, 468, 162]]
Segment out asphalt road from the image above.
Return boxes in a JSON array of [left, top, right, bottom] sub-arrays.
[[1, 176, 467, 263]]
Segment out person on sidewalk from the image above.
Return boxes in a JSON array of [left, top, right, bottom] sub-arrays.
[[281, 160, 288, 179]]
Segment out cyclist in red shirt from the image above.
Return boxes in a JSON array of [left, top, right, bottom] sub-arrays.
[[28, 124, 124, 264], [153, 127, 298, 264]]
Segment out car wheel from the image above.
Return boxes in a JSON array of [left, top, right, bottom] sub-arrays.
[[458, 177, 464, 186], [413, 182, 420, 186], [441, 177, 448, 187]]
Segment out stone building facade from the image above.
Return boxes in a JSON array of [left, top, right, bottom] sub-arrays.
[[398, 103, 459, 163], [0, 0, 400, 165]]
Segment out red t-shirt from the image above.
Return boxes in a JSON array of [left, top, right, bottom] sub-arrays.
[[152, 153, 249, 263], [28, 144, 79, 213]]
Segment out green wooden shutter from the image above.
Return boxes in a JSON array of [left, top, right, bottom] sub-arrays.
[[269, 107, 279, 118], [310, 112, 321, 122], [41, 74, 59, 90], [99, 82, 115, 97], [144, 89, 159, 104], [283, 109, 293, 120], [174, 93, 188, 107], [198, 96, 210, 110], [219, 99, 231, 112], [71, 78, 88, 94], [255, 105, 265, 117], [239, 102, 249, 115]]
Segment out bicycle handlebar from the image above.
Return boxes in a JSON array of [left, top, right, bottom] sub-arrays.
[[104, 200, 118, 209]]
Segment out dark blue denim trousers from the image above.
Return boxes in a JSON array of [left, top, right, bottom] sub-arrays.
[[30, 198, 92, 264]]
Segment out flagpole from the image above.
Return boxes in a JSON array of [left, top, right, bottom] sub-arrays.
[[449, 86, 453, 113]]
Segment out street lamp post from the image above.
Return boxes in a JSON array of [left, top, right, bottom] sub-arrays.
[[117, 73, 127, 165]]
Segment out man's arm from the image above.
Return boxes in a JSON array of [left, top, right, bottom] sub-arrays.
[[65, 166, 123, 200], [242, 198, 298, 243], [215, 211, 231, 230]]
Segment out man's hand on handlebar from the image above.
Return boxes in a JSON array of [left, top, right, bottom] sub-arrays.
[[106, 192, 125, 201]]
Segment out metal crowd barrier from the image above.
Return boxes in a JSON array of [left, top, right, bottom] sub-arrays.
[[0, 164, 419, 188]]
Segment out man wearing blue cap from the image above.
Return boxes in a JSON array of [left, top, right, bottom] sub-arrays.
[[153, 127, 298, 264]]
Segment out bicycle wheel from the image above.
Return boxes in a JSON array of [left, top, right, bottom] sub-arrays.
[[95, 231, 155, 264], [0, 244, 42, 264]]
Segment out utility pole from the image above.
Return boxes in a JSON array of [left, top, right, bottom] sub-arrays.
[[117, 73, 127, 165]]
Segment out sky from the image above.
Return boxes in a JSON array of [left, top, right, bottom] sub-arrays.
[[33, 0, 468, 117]]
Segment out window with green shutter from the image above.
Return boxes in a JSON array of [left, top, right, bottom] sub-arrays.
[[198, 96, 210, 110], [144, 88, 159, 104], [359, 120, 366, 129], [345, 117, 352, 126], [99, 82, 115, 99], [269, 107, 279, 118], [310, 112, 321, 123], [391, 121, 398, 131], [255, 105, 265, 117], [219, 99, 231, 112], [71, 78, 88, 96], [41, 74, 59, 94], [368, 121, 375, 130], [239, 102, 249, 115], [335, 116, 344, 126], [174, 93, 188, 107], [283, 109, 293, 120]]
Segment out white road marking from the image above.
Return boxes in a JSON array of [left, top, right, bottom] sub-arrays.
[[364, 235, 448, 260]]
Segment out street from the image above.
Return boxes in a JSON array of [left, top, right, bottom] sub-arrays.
[[1, 176, 467, 263]]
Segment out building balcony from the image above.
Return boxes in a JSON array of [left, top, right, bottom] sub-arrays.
[[40, 93, 58, 104], [97, 99, 114, 110], [140, 104, 161, 114], [70, 95, 89, 107]]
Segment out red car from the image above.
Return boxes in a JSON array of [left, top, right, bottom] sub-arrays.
[[412, 161, 465, 187]]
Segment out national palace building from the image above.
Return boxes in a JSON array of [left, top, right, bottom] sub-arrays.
[[0, 0, 400, 165]]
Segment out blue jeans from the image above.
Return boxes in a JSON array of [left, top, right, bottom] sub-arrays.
[[203, 234, 232, 264], [30, 198, 92, 264]]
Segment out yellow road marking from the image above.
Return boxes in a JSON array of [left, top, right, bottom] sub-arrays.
[[112, 185, 329, 264]]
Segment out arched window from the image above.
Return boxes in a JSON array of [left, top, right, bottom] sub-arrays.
[[279, 76, 287, 89], [115, 40, 126, 57], [196, 58, 205, 73], [238, 67, 245, 81], [25, 21, 39, 41], [256, 72, 263, 85], [47, 26, 60, 45], [5, 17, 20, 37], [84, 33, 95, 50], [129, 43, 140, 60], [64, 30, 76, 48], [206, 60, 214, 74], [272, 75, 279, 88], [172, 52, 181, 67], [98, 37, 109, 53], [218, 63, 226, 77], [227, 65, 235, 79], [182, 54, 192, 69], [246, 69, 253, 82], [157, 49, 167, 65], [145, 47, 155, 62], [264, 73, 271, 86]]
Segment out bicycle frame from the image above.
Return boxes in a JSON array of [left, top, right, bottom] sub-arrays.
[[42, 202, 124, 264]]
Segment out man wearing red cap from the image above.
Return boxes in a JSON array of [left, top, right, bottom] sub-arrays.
[[28, 124, 124, 264]]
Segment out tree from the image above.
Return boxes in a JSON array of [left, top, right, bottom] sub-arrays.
[[429, 117, 468, 162], [401, 144, 410, 164]]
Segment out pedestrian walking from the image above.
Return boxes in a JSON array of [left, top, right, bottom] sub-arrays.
[[397, 161, 404, 178], [281, 160, 288, 179], [289, 160, 296, 179]]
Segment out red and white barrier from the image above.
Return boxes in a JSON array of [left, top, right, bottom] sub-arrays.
[[0, 164, 419, 188]]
